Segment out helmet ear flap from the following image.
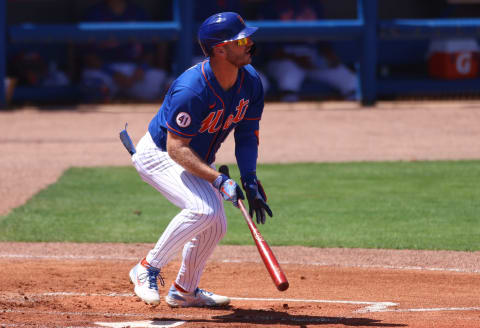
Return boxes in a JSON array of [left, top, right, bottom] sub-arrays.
[[199, 40, 209, 57], [199, 38, 215, 57]]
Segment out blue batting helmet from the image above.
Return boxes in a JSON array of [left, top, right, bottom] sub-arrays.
[[198, 12, 258, 56]]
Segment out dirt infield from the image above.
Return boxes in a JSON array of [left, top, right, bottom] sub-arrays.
[[1, 101, 480, 327]]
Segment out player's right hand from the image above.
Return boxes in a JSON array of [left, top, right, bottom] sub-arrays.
[[213, 174, 245, 207]]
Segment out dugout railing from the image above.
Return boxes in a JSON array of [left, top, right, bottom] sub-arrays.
[[1, 0, 480, 108]]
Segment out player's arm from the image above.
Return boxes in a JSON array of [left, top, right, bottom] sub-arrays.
[[166, 131, 218, 183], [234, 68, 266, 178], [234, 124, 272, 223], [234, 74, 272, 223], [164, 85, 243, 205], [163, 86, 217, 182], [167, 131, 244, 206]]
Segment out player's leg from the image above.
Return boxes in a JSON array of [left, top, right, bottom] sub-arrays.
[[129, 132, 228, 306], [176, 209, 227, 293], [163, 190, 230, 307], [144, 183, 229, 307], [143, 191, 225, 270]]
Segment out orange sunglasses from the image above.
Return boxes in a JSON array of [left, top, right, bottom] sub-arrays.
[[215, 37, 250, 48]]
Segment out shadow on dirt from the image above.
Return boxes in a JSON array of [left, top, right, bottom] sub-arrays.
[[156, 308, 407, 326]]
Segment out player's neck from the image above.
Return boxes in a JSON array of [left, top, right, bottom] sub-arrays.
[[210, 58, 239, 91]]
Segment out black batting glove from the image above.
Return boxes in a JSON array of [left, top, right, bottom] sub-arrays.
[[241, 173, 273, 224]]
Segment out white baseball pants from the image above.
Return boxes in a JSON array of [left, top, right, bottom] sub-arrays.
[[132, 132, 227, 293]]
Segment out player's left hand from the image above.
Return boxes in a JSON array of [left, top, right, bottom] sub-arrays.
[[213, 174, 245, 207], [241, 173, 273, 224]]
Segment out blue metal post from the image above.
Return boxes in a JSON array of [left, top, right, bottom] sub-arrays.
[[358, 0, 377, 106], [174, 0, 193, 76], [0, 0, 6, 108]]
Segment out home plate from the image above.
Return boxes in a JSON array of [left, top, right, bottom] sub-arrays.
[[95, 320, 185, 327]]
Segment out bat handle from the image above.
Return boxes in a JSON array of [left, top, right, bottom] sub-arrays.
[[219, 165, 230, 177]]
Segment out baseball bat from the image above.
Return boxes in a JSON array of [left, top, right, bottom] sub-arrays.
[[119, 123, 136, 156], [219, 165, 289, 292]]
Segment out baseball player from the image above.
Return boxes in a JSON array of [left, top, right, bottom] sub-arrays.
[[128, 12, 272, 307]]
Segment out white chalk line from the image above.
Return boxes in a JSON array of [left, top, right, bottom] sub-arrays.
[[0, 306, 343, 327], [1, 292, 479, 328], [38, 292, 397, 312], [5, 291, 396, 313], [0, 324, 182, 328], [0, 325, 100, 328], [222, 259, 480, 274], [305, 261, 480, 274], [374, 307, 480, 313], [4, 291, 396, 314], [1, 253, 479, 274], [95, 321, 185, 328], [231, 296, 397, 313], [5, 291, 480, 313], [0, 308, 188, 328]]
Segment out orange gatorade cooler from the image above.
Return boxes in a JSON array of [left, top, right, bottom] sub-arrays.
[[427, 38, 479, 79]]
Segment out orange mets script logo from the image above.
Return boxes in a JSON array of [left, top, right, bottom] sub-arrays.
[[199, 98, 249, 133]]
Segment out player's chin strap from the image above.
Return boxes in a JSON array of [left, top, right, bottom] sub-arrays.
[[249, 43, 256, 56]]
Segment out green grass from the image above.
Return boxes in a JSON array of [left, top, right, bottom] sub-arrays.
[[1, 161, 479, 251]]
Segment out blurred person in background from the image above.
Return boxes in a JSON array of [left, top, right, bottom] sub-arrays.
[[80, 0, 169, 102], [9, 50, 70, 88], [260, 0, 358, 102]]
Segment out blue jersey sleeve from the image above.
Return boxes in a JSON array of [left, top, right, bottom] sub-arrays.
[[164, 85, 205, 138], [234, 71, 264, 177]]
